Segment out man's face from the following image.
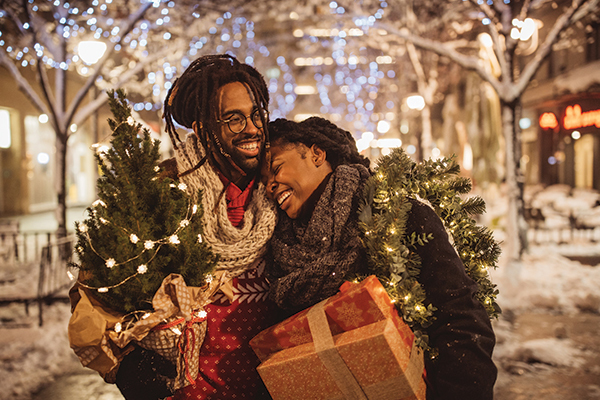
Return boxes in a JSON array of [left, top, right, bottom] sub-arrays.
[[212, 82, 265, 185]]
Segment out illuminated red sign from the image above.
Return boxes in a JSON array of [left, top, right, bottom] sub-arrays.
[[539, 112, 558, 129], [563, 104, 600, 130]]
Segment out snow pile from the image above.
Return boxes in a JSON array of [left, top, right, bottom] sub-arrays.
[[525, 184, 600, 230], [491, 246, 600, 314], [0, 262, 38, 300], [0, 303, 82, 400], [508, 337, 586, 368]]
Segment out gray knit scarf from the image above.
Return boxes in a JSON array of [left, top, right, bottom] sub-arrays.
[[267, 164, 371, 312]]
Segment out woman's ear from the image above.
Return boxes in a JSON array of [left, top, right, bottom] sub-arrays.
[[310, 144, 327, 168]]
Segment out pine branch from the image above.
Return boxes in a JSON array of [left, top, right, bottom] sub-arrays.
[[356, 147, 502, 351]]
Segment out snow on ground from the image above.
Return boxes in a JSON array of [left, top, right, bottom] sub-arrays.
[[0, 302, 83, 400], [492, 245, 600, 315]]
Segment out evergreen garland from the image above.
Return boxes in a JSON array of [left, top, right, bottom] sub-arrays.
[[358, 148, 501, 347], [71, 90, 218, 314]]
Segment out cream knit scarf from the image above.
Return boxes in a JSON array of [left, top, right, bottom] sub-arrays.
[[175, 133, 277, 279]]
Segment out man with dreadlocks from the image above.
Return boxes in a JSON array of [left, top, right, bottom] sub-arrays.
[[113, 54, 278, 399]]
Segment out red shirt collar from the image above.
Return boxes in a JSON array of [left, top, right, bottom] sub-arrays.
[[217, 172, 255, 227]]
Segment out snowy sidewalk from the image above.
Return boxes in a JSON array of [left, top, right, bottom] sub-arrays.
[[31, 369, 123, 400]]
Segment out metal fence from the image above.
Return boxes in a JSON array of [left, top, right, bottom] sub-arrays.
[[0, 227, 76, 327], [0, 228, 59, 265]]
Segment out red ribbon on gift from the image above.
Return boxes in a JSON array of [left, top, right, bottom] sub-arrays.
[[153, 312, 207, 385]]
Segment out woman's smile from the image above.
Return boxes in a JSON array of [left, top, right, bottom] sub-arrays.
[[265, 142, 332, 219]]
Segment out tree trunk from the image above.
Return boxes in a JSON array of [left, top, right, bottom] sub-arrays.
[[502, 100, 528, 264], [55, 133, 68, 240], [415, 128, 423, 162], [421, 104, 432, 160]]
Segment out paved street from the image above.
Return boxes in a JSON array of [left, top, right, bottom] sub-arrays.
[[31, 369, 123, 400]]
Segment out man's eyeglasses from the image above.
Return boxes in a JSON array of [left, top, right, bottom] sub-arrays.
[[217, 109, 267, 134]]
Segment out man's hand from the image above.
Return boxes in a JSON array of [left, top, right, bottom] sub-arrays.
[[115, 345, 177, 400]]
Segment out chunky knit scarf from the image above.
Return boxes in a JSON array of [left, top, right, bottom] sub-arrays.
[[175, 134, 277, 278], [268, 164, 371, 312]]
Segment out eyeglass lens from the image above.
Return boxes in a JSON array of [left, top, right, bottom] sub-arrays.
[[227, 109, 265, 133]]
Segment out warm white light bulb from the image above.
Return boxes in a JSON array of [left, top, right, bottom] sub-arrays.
[[92, 199, 106, 207], [78, 41, 107, 64]]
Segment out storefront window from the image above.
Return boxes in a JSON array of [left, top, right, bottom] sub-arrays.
[[0, 109, 10, 149]]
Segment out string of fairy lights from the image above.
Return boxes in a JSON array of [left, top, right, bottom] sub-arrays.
[[1, 0, 394, 135], [0, 0, 294, 114], [73, 176, 213, 335], [302, 0, 391, 135], [73, 180, 212, 295]]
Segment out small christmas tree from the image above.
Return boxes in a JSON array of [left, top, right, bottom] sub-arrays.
[[72, 89, 217, 314]]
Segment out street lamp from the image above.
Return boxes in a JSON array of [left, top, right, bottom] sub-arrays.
[[406, 95, 425, 111], [77, 41, 107, 65]]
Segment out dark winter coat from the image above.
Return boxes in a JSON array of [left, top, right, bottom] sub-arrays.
[[267, 164, 497, 400]]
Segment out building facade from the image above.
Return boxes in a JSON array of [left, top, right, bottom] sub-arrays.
[[522, 20, 600, 191]]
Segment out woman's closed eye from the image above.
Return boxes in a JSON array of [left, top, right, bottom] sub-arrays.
[[270, 162, 282, 177]]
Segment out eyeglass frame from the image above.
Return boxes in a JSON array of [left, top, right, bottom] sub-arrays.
[[216, 108, 268, 134]]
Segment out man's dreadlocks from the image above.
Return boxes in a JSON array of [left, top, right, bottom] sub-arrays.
[[268, 117, 371, 170], [163, 54, 270, 177]]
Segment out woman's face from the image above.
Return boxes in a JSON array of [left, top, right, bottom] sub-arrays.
[[265, 142, 332, 219]]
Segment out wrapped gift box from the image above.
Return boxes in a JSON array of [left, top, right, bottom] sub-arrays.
[[250, 275, 414, 362], [251, 276, 426, 400]]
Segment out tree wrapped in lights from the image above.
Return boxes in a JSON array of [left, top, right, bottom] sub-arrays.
[[72, 89, 217, 314], [358, 148, 500, 345]]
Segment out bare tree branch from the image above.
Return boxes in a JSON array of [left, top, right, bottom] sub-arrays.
[[531, 0, 554, 10], [71, 47, 176, 126], [517, 0, 534, 22], [469, 0, 499, 26], [23, 1, 59, 123], [0, 49, 48, 114], [376, 21, 503, 95], [492, 0, 510, 16], [406, 42, 426, 90], [4, 4, 27, 35], [573, 0, 600, 21], [474, 3, 512, 79], [515, 0, 590, 98], [64, 1, 154, 129], [28, 14, 58, 56]]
